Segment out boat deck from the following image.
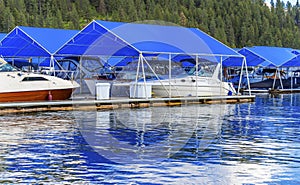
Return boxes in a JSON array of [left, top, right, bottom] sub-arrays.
[[0, 95, 255, 114]]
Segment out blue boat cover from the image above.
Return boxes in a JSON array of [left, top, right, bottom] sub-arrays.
[[0, 26, 78, 57], [239, 46, 297, 67], [56, 20, 242, 65]]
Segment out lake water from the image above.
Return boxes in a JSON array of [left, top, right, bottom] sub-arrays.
[[0, 94, 300, 184]]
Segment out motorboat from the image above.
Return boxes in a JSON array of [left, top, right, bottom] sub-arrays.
[[150, 76, 236, 97], [51, 56, 116, 95], [249, 69, 300, 89], [249, 77, 300, 89], [82, 58, 236, 98], [0, 58, 79, 102], [150, 63, 236, 97], [229, 68, 300, 90]]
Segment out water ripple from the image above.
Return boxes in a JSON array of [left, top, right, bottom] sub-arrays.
[[0, 95, 300, 184]]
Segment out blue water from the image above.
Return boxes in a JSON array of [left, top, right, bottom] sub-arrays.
[[0, 94, 300, 184]]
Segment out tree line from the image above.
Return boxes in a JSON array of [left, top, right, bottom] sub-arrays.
[[1, 0, 300, 49]]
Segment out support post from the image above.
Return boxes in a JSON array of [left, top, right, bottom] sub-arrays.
[[133, 53, 142, 98], [169, 54, 172, 98], [79, 56, 83, 94], [196, 55, 198, 97], [220, 56, 223, 95]]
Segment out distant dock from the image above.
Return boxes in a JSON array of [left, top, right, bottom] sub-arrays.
[[241, 88, 300, 95], [269, 88, 300, 94], [0, 95, 255, 114]]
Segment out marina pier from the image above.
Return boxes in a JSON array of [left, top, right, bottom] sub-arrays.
[[0, 95, 255, 114]]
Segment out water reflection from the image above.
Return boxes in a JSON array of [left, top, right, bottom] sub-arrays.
[[76, 104, 231, 164], [0, 95, 300, 184]]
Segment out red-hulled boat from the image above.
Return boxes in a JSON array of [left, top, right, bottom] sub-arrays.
[[0, 58, 79, 102]]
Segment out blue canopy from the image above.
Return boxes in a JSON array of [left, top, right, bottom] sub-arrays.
[[281, 55, 300, 67], [188, 28, 240, 56], [56, 21, 138, 57], [238, 46, 297, 67], [0, 26, 78, 57], [291, 49, 300, 55], [236, 47, 266, 67], [56, 20, 243, 64], [0, 33, 6, 41], [222, 55, 246, 67]]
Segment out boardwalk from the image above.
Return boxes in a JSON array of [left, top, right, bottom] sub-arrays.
[[0, 95, 255, 114]]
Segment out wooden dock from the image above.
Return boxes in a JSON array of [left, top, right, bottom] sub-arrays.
[[242, 88, 300, 95], [269, 88, 300, 94], [0, 95, 255, 114], [241, 89, 269, 94]]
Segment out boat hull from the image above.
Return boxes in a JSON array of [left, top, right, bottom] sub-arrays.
[[0, 59, 79, 102], [151, 76, 235, 97], [152, 84, 229, 97], [250, 77, 300, 89], [0, 88, 75, 102]]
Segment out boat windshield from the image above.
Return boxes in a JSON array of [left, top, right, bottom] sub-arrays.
[[0, 62, 18, 72], [188, 64, 216, 77], [115, 60, 187, 81]]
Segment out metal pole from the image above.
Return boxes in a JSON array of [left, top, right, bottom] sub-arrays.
[[272, 68, 278, 89], [196, 55, 198, 97], [133, 53, 142, 98], [220, 56, 223, 95], [238, 58, 244, 95], [244, 57, 251, 96], [79, 56, 83, 94], [169, 54, 172, 98], [141, 55, 147, 99]]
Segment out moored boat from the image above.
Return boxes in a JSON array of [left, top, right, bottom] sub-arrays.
[[150, 63, 236, 97], [0, 58, 79, 102]]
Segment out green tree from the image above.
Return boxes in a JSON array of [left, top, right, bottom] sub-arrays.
[[179, 11, 187, 26], [67, 4, 80, 29], [2, 8, 15, 32], [1, 0, 300, 48]]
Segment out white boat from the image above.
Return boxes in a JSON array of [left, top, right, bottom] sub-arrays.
[[150, 63, 236, 97], [0, 58, 79, 102], [84, 60, 236, 98]]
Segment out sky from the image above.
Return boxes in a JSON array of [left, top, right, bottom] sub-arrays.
[[265, 0, 298, 6], [283, 0, 297, 5], [280, 0, 297, 5]]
